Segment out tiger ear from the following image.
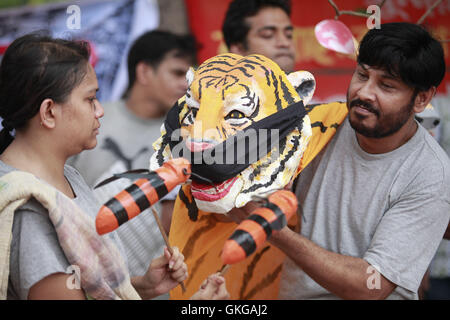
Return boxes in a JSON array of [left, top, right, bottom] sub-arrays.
[[287, 71, 316, 105], [186, 67, 195, 86]]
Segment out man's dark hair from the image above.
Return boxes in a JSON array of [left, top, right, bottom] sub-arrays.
[[222, 0, 291, 50], [358, 22, 445, 92], [125, 30, 197, 94]]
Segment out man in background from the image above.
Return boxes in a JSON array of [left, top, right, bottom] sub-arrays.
[[222, 0, 296, 73]]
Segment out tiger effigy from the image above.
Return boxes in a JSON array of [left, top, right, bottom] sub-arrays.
[[150, 53, 348, 299]]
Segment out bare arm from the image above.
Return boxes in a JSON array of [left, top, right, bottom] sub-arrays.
[[27, 273, 86, 300], [444, 222, 450, 240], [269, 227, 396, 300]]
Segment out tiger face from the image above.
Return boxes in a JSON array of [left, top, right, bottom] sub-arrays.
[[150, 53, 314, 214]]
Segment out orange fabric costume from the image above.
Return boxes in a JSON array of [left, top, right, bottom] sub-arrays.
[[168, 101, 348, 299]]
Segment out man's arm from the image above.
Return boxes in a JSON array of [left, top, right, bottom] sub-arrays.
[[269, 227, 397, 300]]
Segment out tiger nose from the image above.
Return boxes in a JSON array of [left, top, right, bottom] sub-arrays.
[[186, 138, 217, 152], [189, 121, 224, 143]]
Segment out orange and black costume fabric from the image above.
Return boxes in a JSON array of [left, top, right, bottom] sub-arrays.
[[169, 101, 348, 299]]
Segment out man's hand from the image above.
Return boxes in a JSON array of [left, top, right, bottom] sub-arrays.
[[226, 179, 295, 224], [226, 200, 260, 224]]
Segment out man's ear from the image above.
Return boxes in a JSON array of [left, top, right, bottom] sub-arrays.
[[229, 43, 247, 56], [413, 86, 436, 114], [39, 98, 57, 129], [287, 71, 316, 105], [135, 61, 153, 86], [186, 67, 195, 87]]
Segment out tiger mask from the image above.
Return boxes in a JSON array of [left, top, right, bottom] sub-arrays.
[[150, 53, 315, 214]]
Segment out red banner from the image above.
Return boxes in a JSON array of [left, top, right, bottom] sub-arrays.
[[186, 0, 450, 102]]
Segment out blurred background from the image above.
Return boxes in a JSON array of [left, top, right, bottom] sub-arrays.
[[0, 0, 448, 103]]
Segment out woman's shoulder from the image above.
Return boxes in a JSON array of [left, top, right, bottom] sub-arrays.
[[0, 159, 16, 177], [63, 164, 99, 209], [63, 164, 92, 192], [64, 163, 83, 180], [0, 161, 49, 216]]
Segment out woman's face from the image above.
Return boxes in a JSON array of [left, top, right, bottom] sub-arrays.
[[59, 63, 104, 155]]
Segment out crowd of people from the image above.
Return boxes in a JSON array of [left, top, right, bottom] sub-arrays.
[[0, 0, 449, 300]]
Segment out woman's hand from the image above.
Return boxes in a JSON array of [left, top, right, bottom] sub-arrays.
[[132, 246, 188, 299], [190, 273, 230, 300]]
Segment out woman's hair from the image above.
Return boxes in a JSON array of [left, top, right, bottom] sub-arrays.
[[0, 31, 91, 153], [358, 22, 445, 92]]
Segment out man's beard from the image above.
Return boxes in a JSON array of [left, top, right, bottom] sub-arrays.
[[346, 91, 416, 138]]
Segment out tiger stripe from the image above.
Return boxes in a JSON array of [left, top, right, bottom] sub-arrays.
[[95, 158, 191, 235], [239, 245, 272, 299], [221, 190, 298, 265], [241, 134, 300, 194], [242, 262, 283, 300], [269, 71, 283, 111], [105, 175, 166, 225], [108, 190, 140, 225], [125, 182, 150, 213], [266, 202, 286, 231], [103, 198, 127, 226], [279, 75, 296, 105], [247, 214, 271, 238]]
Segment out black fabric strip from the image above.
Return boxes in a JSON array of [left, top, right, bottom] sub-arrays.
[[148, 174, 169, 200], [247, 214, 272, 238], [126, 183, 150, 213], [164, 100, 307, 183], [266, 202, 286, 231], [231, 229, 256, 256], [105, 197, 129, 226]]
